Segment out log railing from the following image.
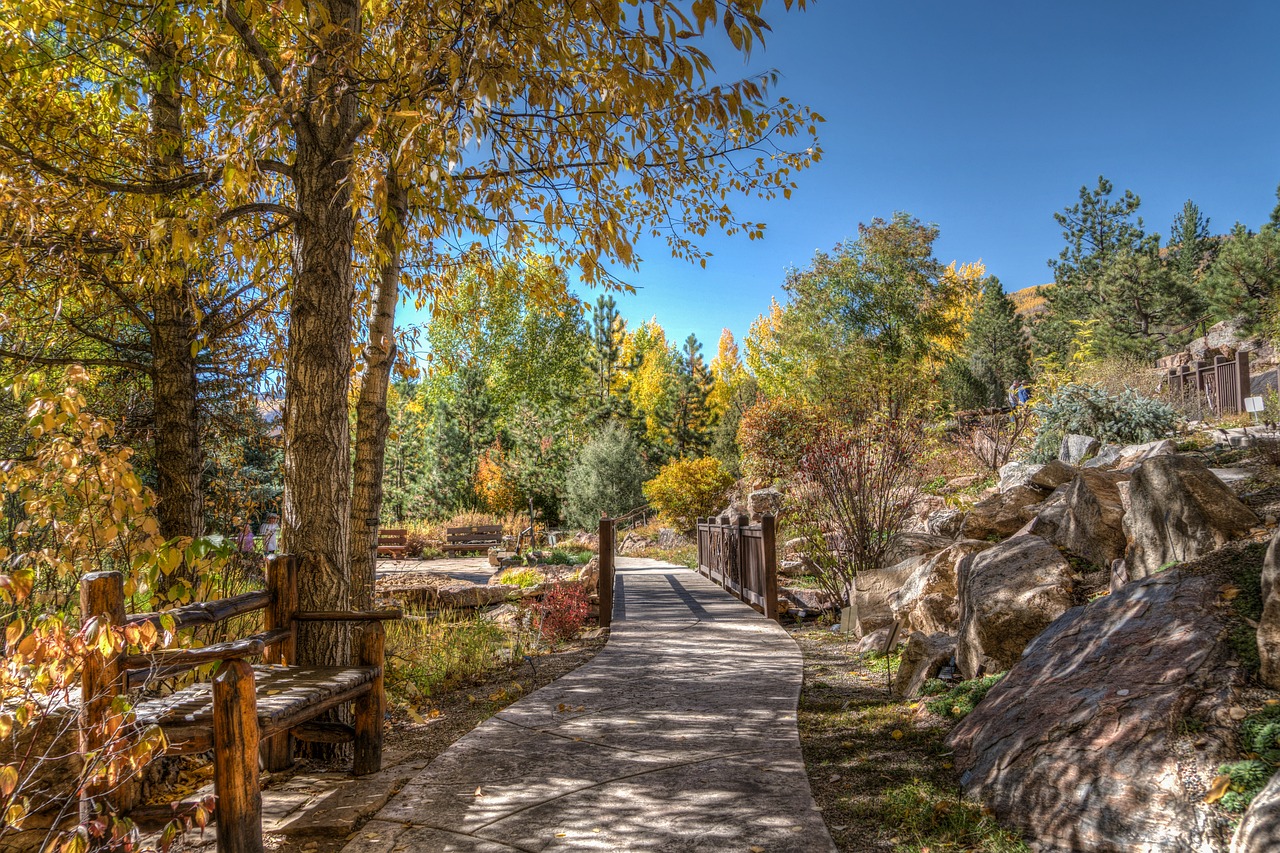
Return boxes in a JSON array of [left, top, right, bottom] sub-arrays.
[[1166, 349, 1251, 414], [695, 515, 779, 620]]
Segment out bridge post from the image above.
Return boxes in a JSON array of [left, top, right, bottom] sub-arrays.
[[597, 517, 615, 629]]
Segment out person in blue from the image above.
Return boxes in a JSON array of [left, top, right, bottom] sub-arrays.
[[1008, 379, 1030, 407]]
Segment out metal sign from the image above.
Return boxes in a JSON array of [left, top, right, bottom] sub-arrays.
[[1245, 396, 1265, 413]]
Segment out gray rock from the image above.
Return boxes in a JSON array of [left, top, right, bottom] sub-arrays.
[[998, 460, 1043, 492], [1059, 433, 1101, 465], [779, 586, 836, 615], [853, 625, 899, 655], [956, 535, 1074, 679], [893, 632, 957, 699], [1232, 768, 1280, 852], [748, 488, 783, 521], [925, 508, 966, 539], [891, 539, 993, 636], [851, 556, 925, 637], [960, 484, 1047, 542], [949, 566, 1241, 853], [1259, 527, 1280, 689], [1052, 469, 1129, 569], [1030, 459, 1078, 489], [1123, 455, 1259, 580], [882, 532, 954, 567], [1113, 439, 1176, 471], [1082, 443, 1123, 469]]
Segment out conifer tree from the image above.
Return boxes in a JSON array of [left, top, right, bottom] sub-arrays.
[[965, 277, 1030, 407]]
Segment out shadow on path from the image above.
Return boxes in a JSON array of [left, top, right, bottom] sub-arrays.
[[346, 558, 835, 852]]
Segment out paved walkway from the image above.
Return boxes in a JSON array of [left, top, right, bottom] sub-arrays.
[[346, 558, 835, 853]]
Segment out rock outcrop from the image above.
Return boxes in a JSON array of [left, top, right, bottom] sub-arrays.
[[851, 557, 925, 637], [960, 485, 1047, 542], [1124, 455, 1259, 579], [1232, 769, 1280, 852], [1258, 527, 1280, 689], [998, 460, 1043, 493], [949, 566, 1242, 852], [956, 535, 1074, 679], [891, 539, 993, 635], [1051, 469, 1129, 569], [893, 632, 956, 698], [1060, 433, 1101, 465]]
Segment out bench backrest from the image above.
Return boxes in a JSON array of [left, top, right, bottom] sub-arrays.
[[444, 524, 503, 544], [377, 528, 409, 546]]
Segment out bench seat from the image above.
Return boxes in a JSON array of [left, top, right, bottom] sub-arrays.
[[134, 665, 378, 754]]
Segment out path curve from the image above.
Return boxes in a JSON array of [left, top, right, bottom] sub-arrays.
[[347, 558, 835, 852]]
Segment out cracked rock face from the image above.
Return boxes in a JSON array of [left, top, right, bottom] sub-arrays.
[[949, 567, 1242, 852]]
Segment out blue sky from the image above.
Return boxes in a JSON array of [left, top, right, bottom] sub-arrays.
[[576, 0, 1280, 351]]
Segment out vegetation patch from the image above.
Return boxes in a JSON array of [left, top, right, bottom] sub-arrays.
[[922, 674, 1006, 720]]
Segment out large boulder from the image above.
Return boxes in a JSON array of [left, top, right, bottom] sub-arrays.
[[956, 535, 1074, 679], [1051, 469, 1129, 569], [1124, 455, 1259, 580], [997, 460, 1043, 493], [1030, 459, 1078, 490], [949, 565, 1244, 852], [892, 632, 956, 699], [925, 508, 966, 539], [891, 539, 993, 635], [882, 532, 954, 567], [1060, 433, 1101, 465], [1258, 527, 1280, 689], [748, 488, 783, 521], [850, 556, 925, 637], [959, 484, 1047, 542], [1232, 769, 1280, 852], [1113, 439, 1176, 471]]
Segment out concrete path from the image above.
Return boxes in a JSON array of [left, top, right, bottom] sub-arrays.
[[346, 558, 835, 853]]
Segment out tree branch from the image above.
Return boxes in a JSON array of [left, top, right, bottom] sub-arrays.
[[220, 0, 285, 97], [0, 347, 149, 373]]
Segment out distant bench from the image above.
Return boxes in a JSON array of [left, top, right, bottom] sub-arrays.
[[441, 524, 503, 554], [376, 528, 409, 558]]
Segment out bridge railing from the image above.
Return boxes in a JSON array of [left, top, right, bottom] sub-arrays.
[[695, 515, 779, 620]]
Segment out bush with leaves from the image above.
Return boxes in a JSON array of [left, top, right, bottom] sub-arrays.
[[793, 416, 922, 611], [737, 396, 829, 487], [643, 457, 734, 532], [1027, 382, 1178, 463], [563, 424, 647, 530], [923, 673, 1005, 719], [529, 582, 590, 645]]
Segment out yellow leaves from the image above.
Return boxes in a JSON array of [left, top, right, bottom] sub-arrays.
[[4, 618, 24, 652], [1204, 774, 1232, 804], [0, 764, 18, 798]]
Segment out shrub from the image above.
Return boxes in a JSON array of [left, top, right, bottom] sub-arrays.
[[737, 396, 830, 487], [529, 582, 590, 645], [1027, 382, 1178, 463], [643, 457, 734, 531], [882, 780, 1029, 852], [925, 673, 1005, 719], [496, 567, 546, 588], [563, 424, 646, 530]]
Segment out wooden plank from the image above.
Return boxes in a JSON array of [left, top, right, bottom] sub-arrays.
[[761, 514, 779, 621], [80, 571, 133, 823], [353, 622, 385, 776], [262, 555, 297, 773], [212, 659, 263, 853], [292, 609, 402, 622], [127, 591, 271, 631], [122, 638, 265, 670], [291, 721, 356, 744], [597, 517, 614, 629]]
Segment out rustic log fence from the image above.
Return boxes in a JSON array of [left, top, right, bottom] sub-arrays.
[[694, 515, 779, 620], [597, 517, 615, 629], [1165, 349, 1251, 415]]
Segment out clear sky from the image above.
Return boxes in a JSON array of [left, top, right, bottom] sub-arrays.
[[576, 0, 1280, 352]]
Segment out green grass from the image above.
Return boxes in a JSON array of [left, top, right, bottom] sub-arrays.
[[923, 674, 1005, 720], [496, 566, 546, 588], [882, 780, 1030, 852], [385, 607, 527, 703]]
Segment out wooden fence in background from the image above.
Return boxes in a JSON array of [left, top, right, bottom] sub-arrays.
[[1166, 349, 1251, 415], [694, 515, 779, 620]]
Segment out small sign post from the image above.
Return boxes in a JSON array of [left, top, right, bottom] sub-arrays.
[[1245, 395, 1265, 424]]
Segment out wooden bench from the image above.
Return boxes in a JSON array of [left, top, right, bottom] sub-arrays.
[[79, 555, 400, 853], [440, 524, 503, 554], [376, 528, 409, 557]]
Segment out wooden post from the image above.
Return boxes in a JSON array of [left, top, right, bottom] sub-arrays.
[[352, 621, 385, 776], [80, 571, 133, 825], [261, 555, 296, 771], [597, 517, 614, 629], [1238, 349, 1252, 412], [213, 659, 263, 853], [760, 515, 779, 621]]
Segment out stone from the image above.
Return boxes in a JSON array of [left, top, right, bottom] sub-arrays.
[[907, 494, 948, 533], [1123, 455, 1260, 580], [435, 583, 519, 608], [655, 527, 690, 549], [1015, 483, 1070, 541], [850, 557, 925, 637], [1232, 769, 1280, 852], [1259, 527, 1280, 689], [955, 535, 1074, 679], [1029, 459, 1077, 490], [959, 484, 1047, 542], [946, 474, 982, 490], [925, 508, 966, 539], [948, 566, 1243, 853], [779, 586, 836, 616], [852, 625, 898, 655], [892, 632, 957, 699], [1113, 439, 1177, 471], [1081, 443, 1123, 469], [748, 488, 784, 521], [882, 532, 954, 567], [1051, 469, 1129, 569], [997, 460, 1043, 493], [578, 556, 600, 588], [891, 539, 994, 636], [1059, 433, 1101, 465]]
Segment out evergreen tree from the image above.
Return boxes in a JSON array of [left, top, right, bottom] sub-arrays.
[[1271, 182, 1280, 229], [672, 333, 713, 458], [964, 277, 1030, 407], [1169, 199, 1214, 289], [419, 364, 496, 516], [563, 423, 647, 529], [1204, 223, 1280, 333], [1037, 176, 1153, 360]]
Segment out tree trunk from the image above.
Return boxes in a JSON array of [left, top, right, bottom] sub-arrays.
[[349, 165, 406, 609], [147, 28, 204, 559], [284, 0, 362, 669]]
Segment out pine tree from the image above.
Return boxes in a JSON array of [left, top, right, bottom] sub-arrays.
[[964, 277, 1030, 407], [1169, 199, 1214, 289], [672, 334, 713, 457]]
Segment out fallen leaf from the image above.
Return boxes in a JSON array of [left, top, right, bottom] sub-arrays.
[[1205, 774, 1232, 804], [891, 729, 904, 740], [474, 787, 483, 798]]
